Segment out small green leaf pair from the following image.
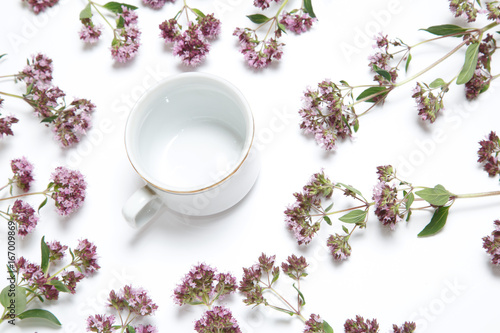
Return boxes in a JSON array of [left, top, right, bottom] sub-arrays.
[[415, 185, 454, 237]]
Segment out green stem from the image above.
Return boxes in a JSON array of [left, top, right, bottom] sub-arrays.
[[0, 91, 24, 100], [89, 1, 116, 35], [0, 74, 17, 79], [454, 190, 500, 199], [268, 286, 300, 315], [0, 190, 49, 202]]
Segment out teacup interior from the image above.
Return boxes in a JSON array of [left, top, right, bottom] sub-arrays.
[[127, 74, 251, 192]]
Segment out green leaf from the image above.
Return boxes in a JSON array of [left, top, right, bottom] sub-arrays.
[[38, 197, 48, 213], [323, 215, 332, 225], [0, 54, 7, 60], [80, 3, 92, 20], [429, 78, 446, 89], [337, 183, 363, 197], [41, 236, 50, 274], [324, 203, 333, 213], [41, 115, 57, 123], [373, 66, 392, 82], [116, 15, 125, 29], [415, 184, 452, 206], [48, 280, 70, 293], [103, 2, 138, 13], [353, 118, 359, 132], [292, 284, 306, 306], [191, 8, 205, 18], [339, 210, 367, 224], [405, 53, 412, 72], [356, 86, 389, 103], [418, 205, 450, 237], [342, 225, 349, 234], [18, 309, 61, 326], [246, 14, 271, 24], [457, 42, 480, 85], [277, 21, 287, 34], [271, 268, 280, 285], [303, 0, 316, 18], [0, 285, 27, 314], [421, 24, 467, 36], [323, 320, 334, 333], [127, 325, 136, 333], [405, 192, 415, 210]]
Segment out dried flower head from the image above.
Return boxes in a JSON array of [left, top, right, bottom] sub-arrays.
[[393, 321, 417, 333], [73, 239, 100, 275], [327, 234, 352, 261], [52, 98, 96, 147], [142, 0, 172, 9], [412, 82, 446, 123], [233, 28, 284, 69], [86, 314, 116, 333], [22, 0, 59, 14], [486, 1, 500, 21], [253, 0, 279, 10], [135, 324, 158, 333], [344, 315, 380, 333], [173, 263, 237, 306], [369, 33, 399, 85], [449, 0, 478, 22], [0, 113, 19, 139], [159, 18, 181, 42], [477, 131, 500, 177], [285, 170, 334, 245], [111, 6, 141, 63], [299, 80, 355, 150], [50, 166, 87, 216], [109, 285, 158, 316], [18, 53, 54, 88], [304, 314, 324, 333], [281, 254, 308, 280], [482, 220, 500, 265], [280, 12, 316, 34], [373, 181, 403, 230], [173, 24, 211, 66], [11, 156, 35, 192], [194, 306, 242, 333], [80, 19, 103, 44], [11, 200, 39, 237]]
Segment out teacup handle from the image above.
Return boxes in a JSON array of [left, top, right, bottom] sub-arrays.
[[122, 186, 163, 228]]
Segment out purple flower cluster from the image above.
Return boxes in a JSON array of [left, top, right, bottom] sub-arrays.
[[86, 314, 115, 333], [52, 98, 96, 147], [109, 285, 158, 316], [327, 234, 352, 261], [465, 34, 495, 100], [412, 82, 445, 123], [344, 316, 380, 333], [482, 220, 500, 265], [159, 12, 221, 66], [372, 165, 409, 230], [17, 54, 96, 147], [281, 254, 308, 280], [0, 114, 19, 139], [173, 263, 237, 306], [80, 19, 102, 44], [280, 11, 316, 34], [486, 2, 500, 21], [11, 199, 39, 238], [285, 170, 334, 245], [73, 239, 101, 275], [304, 314, 324, 333], [50, 166, 87, 216], [477, 131, 500, 177], [22, 0, 59, 14], [393, 322, 417, 333], [194, 306, 242, 333], [111, 6, 141, 63], [299, 80, 355, 150], [11, 156, 35, 192], [239, 253, 278, 306], [18, 53, 53, 88], [449, 0, 478, 22], [369, 33, 399, 85], [253, 0, 279, 10], [233, 27, 284, 69], [15, 238, 95, 301], [143, 0, 173, 9]]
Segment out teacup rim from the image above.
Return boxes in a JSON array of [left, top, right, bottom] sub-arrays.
[[124, 72, 255, 194]]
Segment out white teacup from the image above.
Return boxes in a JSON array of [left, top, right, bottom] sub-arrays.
[[122, 72, 260, 227]]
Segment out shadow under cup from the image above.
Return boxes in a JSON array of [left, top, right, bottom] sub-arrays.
[[125, 73, 255, 220]]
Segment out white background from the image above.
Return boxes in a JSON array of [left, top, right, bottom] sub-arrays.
[[1, 0, 500, 332]]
